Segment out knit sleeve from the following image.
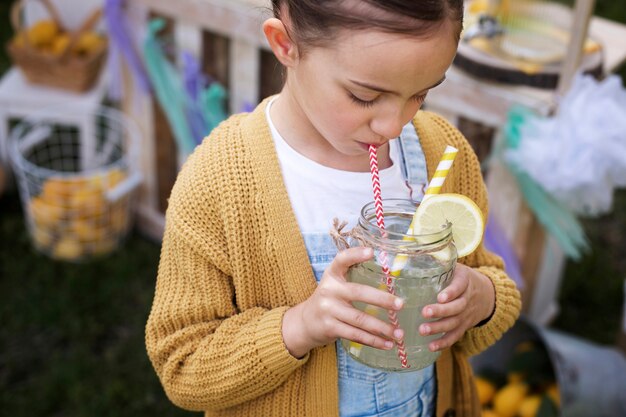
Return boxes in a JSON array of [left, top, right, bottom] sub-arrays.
[[145, 126, 308, 412], [424, 113, 522, 356]]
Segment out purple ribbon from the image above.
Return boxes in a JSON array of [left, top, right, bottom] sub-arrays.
[[484, 213, 524, 290], [104, 0, 151, 94], [182, 52, 206, 101], [182, 52, 210, 143], [106, 41, 123, 101]]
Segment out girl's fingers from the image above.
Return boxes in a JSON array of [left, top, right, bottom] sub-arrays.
[[419, 315, 462, 336], [334, 321, 396, 351], [422, 297, 467, 319], [437, 271, 469, 303], [326, 247, 374, 277], [334, 304, 402, 341], [428, 327, 465, 352], [343, 281, 404, 311]]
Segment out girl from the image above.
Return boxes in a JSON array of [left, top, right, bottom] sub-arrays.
[[146, 1, 521, 416]]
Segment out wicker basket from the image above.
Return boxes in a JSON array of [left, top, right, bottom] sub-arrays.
[[6, 0, 107, 93]]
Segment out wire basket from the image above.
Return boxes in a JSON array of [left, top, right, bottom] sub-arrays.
[[9, 106, 142, 262]]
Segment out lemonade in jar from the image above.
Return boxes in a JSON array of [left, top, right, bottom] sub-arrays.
[[342, 195, 484, 371]]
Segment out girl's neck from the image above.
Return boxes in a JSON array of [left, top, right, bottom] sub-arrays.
[[269, 92, 392, 172]]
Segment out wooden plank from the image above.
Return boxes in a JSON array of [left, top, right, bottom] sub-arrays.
[[149, 12, 180, 214], [557, 0, 596, 97], [152, 99, 179, 214], [135, 0, 270, 49], [485, 160, 524, 244], [426, 67, 555, 128], [229, 38, 260, 113], [528, 236, 566, 324], [516, 204, 547, 314], [259, 49, 284, 101], [175, 22, 203, 59], [456, 118, 495, 166], [120, 1, 165, 241], [590, 16, 626, 73], [202, 31, 231, 89]]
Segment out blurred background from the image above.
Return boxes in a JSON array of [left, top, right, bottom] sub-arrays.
[[0, 0, 625, 416]]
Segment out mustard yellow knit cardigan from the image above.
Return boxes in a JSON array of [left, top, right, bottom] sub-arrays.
[[146, 97, 521, 417]]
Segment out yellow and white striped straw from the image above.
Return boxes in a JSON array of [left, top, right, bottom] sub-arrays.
[[347, 146, 458, 358], [422, 145, 458, 201], [390, 145, 458, 275]]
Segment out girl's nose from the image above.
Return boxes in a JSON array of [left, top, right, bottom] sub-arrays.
[[370, 101, 421, 140], [370, 114, 406, 140]]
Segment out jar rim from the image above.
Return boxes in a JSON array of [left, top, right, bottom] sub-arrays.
[[358, 198, 453, 248]]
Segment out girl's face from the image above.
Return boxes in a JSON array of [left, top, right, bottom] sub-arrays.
[[281, 21, 458, 166]]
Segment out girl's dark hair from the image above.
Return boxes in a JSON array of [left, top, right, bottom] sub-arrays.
[[271, 0, 464, 50]]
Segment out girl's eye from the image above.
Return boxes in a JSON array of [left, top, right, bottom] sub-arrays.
[[349, 93, 376, 108], [349, 92, 428, 108], [413, 93, 428, 103]]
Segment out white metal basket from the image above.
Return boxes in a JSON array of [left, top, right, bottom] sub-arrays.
[[9, 106, 142, 261]]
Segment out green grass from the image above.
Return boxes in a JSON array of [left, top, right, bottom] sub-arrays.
[[553, 189, 626, 344], [0, 191, 196, 417]]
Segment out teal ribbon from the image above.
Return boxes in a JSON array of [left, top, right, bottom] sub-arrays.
[[143, 19, 197, 156], [143, 19, 228, 157]]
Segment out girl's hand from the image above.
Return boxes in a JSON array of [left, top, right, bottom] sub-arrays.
[[282, 247, 405, 359], [419, 263, 495, 352]]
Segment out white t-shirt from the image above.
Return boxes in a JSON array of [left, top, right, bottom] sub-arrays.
[[266, 98, 412, 234]]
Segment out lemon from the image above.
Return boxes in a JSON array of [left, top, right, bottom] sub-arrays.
[[51, 33, 71, 56], [27, 20, 59, 47], [412, 193, 484, 257], [475, 376, 497, 405], [53, 236, 83, 260], [518, 395, 542, 417], [514, 341, 536, 353], [493, 382, 528, 417], [74, 32, 105, 56], [546, 384, 560, 407], [32, 226, 54, 250], [506, 371, 525, 384]]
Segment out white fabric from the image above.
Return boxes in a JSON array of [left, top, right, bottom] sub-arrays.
[[266, 98, 411, 234], [505, 73, 626, 217]]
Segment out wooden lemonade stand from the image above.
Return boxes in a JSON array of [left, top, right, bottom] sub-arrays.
[[118, 0, 626, 325]]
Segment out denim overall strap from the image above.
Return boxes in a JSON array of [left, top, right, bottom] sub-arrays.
[[396, 122, 428, 203]]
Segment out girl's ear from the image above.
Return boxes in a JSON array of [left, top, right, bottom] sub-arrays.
[[263, 18, 299, 67]]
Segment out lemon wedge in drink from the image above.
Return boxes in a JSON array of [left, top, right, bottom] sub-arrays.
[[413, 193, 484, 258]]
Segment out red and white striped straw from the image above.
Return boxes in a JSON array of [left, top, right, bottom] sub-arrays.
[[368, 145, 409, 369]]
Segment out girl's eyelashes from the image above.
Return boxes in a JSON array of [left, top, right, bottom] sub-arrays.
[[349, 92, 429, 108], [349, 93, 376, 108], [413, 93, 428, 103]]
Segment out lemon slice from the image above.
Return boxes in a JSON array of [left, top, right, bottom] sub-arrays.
[[413, 193, 484, 258]]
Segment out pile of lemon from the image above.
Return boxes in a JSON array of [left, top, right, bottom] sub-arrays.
[[12, 19, 106, 58], [29, 169, 129, 261], [475, 342, 560, 417]]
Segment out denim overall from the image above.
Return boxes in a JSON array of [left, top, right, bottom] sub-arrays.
[[302, 123, 436, 417]]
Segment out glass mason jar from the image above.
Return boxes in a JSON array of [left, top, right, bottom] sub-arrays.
[[341, 199, 457, 372]]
